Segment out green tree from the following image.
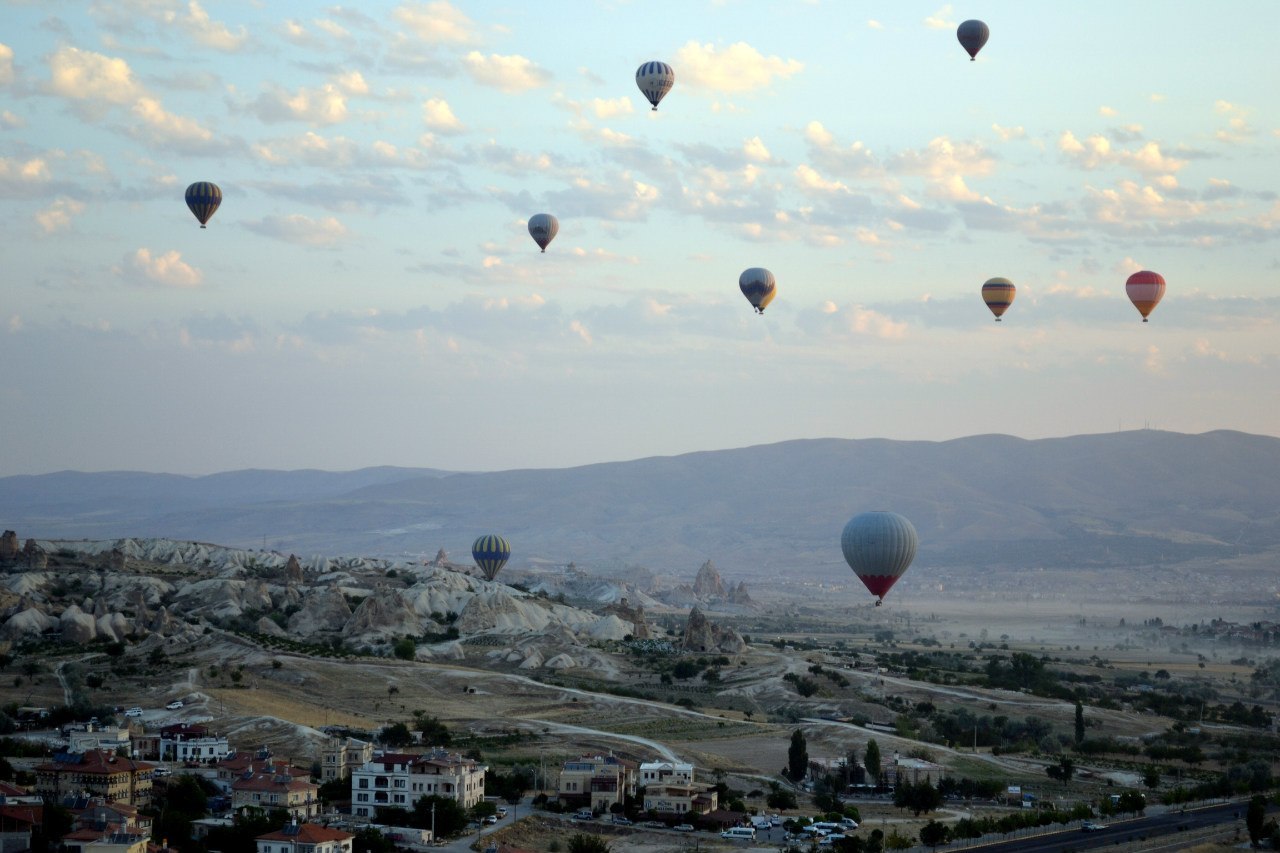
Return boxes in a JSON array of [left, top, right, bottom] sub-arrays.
[[864, 740, 881, 785], [1114, 791, 1146, 814], [1142, 766, 1160, 789], [353, 827, 395, 853], [893, 780, 942, 816], [1046, 755, 1074, 782], [919, 820, 950, 847], [1074, 700, 1085, 744], [788, 729, 809, 782], [766, 780, 798, 810], [414, 714, 452, 746], [411, 795, 468, 837], [1246, 795, 1267, 848], [393, 638, 416, 660], [378, 722, 413, 747], [672, 660, 701, 680]]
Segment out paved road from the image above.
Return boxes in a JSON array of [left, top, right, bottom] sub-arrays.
[[951, 801, 1256, 852]]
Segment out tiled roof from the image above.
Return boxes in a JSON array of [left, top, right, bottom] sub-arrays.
[[257, 823, 353, 843]]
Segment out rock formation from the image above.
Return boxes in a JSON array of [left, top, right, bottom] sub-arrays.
[[0, 531, 18, 565], [22, 540, 47, 570], [287, 587, 354, 637], [285, 555, 304, 584], [727, 580, 753, 605], [602, 598, 651, 639], [692, 560, 727, 597], [680, 606, 746, 654]]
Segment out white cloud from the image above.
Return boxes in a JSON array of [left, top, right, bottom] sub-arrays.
[[589, 97, 632, 119], [1099, 106, 1117, 117], [0, 43, 13, 85], [889, 136, 994, 201], [35, 197, 85, 233], [251, 82, 350, 125], [314, 19, 352, 40], [805, 121, 834, 148], [244, 214, 351, 247], [992, 123, 1025, 141], [795, 163, 847, 193], [743, 136, 771, 162], [462, 52, 548, 92], [120, 248, 203, 288], [1084, 179, 1207, 224], [132, 97, 214, 143], [673, 41, 802, 92], [171, 1, 248, 51], [334, 71, 369, 96], [1059, 131, 1186, 174], [569, 319, 593, 345], [0, 110, 24, 129], [423, 97, 464, 133], [47, 46, 142, 105], [867, 20, 884, 30], [393, 1, 477, 43], [923, 4, 955, 29], [1213, 100, 1254, 144]]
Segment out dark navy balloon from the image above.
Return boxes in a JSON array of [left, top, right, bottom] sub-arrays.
[[841, 511, 918, 605], [957, 20, 990, 61], [472, 534, 511, 581], [185, 181, 221, 228]]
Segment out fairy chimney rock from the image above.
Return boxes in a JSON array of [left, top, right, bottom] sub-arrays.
[[0, 531, 18, 563], [285, 554, 304, 584], [692, 560, 726, 598]]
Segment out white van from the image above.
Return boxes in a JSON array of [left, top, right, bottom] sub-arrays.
[[721, 827, 756, 841]]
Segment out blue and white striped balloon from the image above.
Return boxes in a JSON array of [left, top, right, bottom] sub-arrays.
[[527, 213, 559, 252], [635, 61, 675, 111]]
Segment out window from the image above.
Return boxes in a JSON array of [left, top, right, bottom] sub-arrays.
[[357, 794, 368, 802], [358, 779, 368, 789]]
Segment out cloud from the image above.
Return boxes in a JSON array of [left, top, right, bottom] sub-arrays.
[[1059, 131, 1187, 175], [795, 163, 848, 194], [1099, 106, 1117, 117], [672, 41, 802, 92], [889, 136, 995, 201], [867, 20, 884, 30], [0, 110, 24, 129], [589, 97, 632, 119], [1084, 179, 1208, 225], [170, 1, 248, 51], [423, 97, 464, 133], [119, 248, 203, 288], [462, 52, 548, 92], [242, 214, 351, 247], [743, 136, 771, 162], [991, 123, 1025, 141], [47, 46, 143, 106], [923, 5, 955, 29], [131, 96, 215, 143], [569, 319, 592, 345], [35, 197, 85, 233], [0, 42, 13, 85], [249, 81, 350, 125], [1213, 100, 1254, 144], [0, 155, 51, 183], [393, 1, 476, 44]]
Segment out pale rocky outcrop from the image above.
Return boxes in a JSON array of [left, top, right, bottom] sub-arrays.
[[681, 606, 746, 654], [544, 653, 576, 670], [22, 540, 47, 570], [343, 587, 422, 641], [288, 587, 353, 636], [95, 612, 130, 643], [0, 531, 18, 563], [585, 614, 632, 641], [2, 606, 58, 638], [727, 581, 753, 605], [284, 555, 304, 584], [693, 560, 727, 597], [60, 604, 98, 643], [256, 616, 289, 637]]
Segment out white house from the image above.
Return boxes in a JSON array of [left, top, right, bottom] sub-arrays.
[[350, 749, 486, 819]]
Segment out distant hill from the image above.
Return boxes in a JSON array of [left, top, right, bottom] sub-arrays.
[[3, 431, 1279, 578]]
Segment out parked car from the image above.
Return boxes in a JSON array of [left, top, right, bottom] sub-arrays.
[[125, 707, 143, 717], [572, 810, 594, 821], [673, 824, 695, 832], [1081, 821, 1106, 832], [611, 816, 632, 825], [165, 700, 183, 710], [641, 821, 666, 829], [496, 808, 507, 818], [483, 816, 497, 825]]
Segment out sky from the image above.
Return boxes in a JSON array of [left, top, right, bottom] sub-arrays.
[[2, 1, 1279, 476]]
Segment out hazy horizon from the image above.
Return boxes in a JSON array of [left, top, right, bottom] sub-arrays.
[[4, 2, 1278, 476]]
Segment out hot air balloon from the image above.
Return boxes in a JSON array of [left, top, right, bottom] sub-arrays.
[[739, 268, 777, 315], [528, 213, 559, 253], [957, 19, 989, 61], [472, 534, 511, 582], [185, 182, 222, 229], [981, 277, 1016, 321], [1125, 270, 1166, 322], [840, 511, 918, 606], [636, 61, 675, 111]]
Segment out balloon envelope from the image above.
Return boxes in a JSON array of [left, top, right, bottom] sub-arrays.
[[739, 267, 777, 314], [1125, 270, 1166, 322], [472, 534, 511, 581], [185, 181, 222, 228], [981, 277, 1016, 320], [841, 511, 918, 603], [636, 61, 675, 110], [528, 213, 559, 252], [957, 19, 989, 60]]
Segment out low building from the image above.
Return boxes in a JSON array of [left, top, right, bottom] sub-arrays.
[[557, 755, 637, 813], [35, 751, 154, 807], [638, 761, 693, 787], [350, 749, 486, 820], [0, 803, 42, 853], [60, 829, 149, 853], [158, 724, 231, 763], [642, 782, 717, 816], [321, 737, 373, 783], [256, 822, 353, 853], [68, 728, 133, 758], [230, 769, 320, 820]]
